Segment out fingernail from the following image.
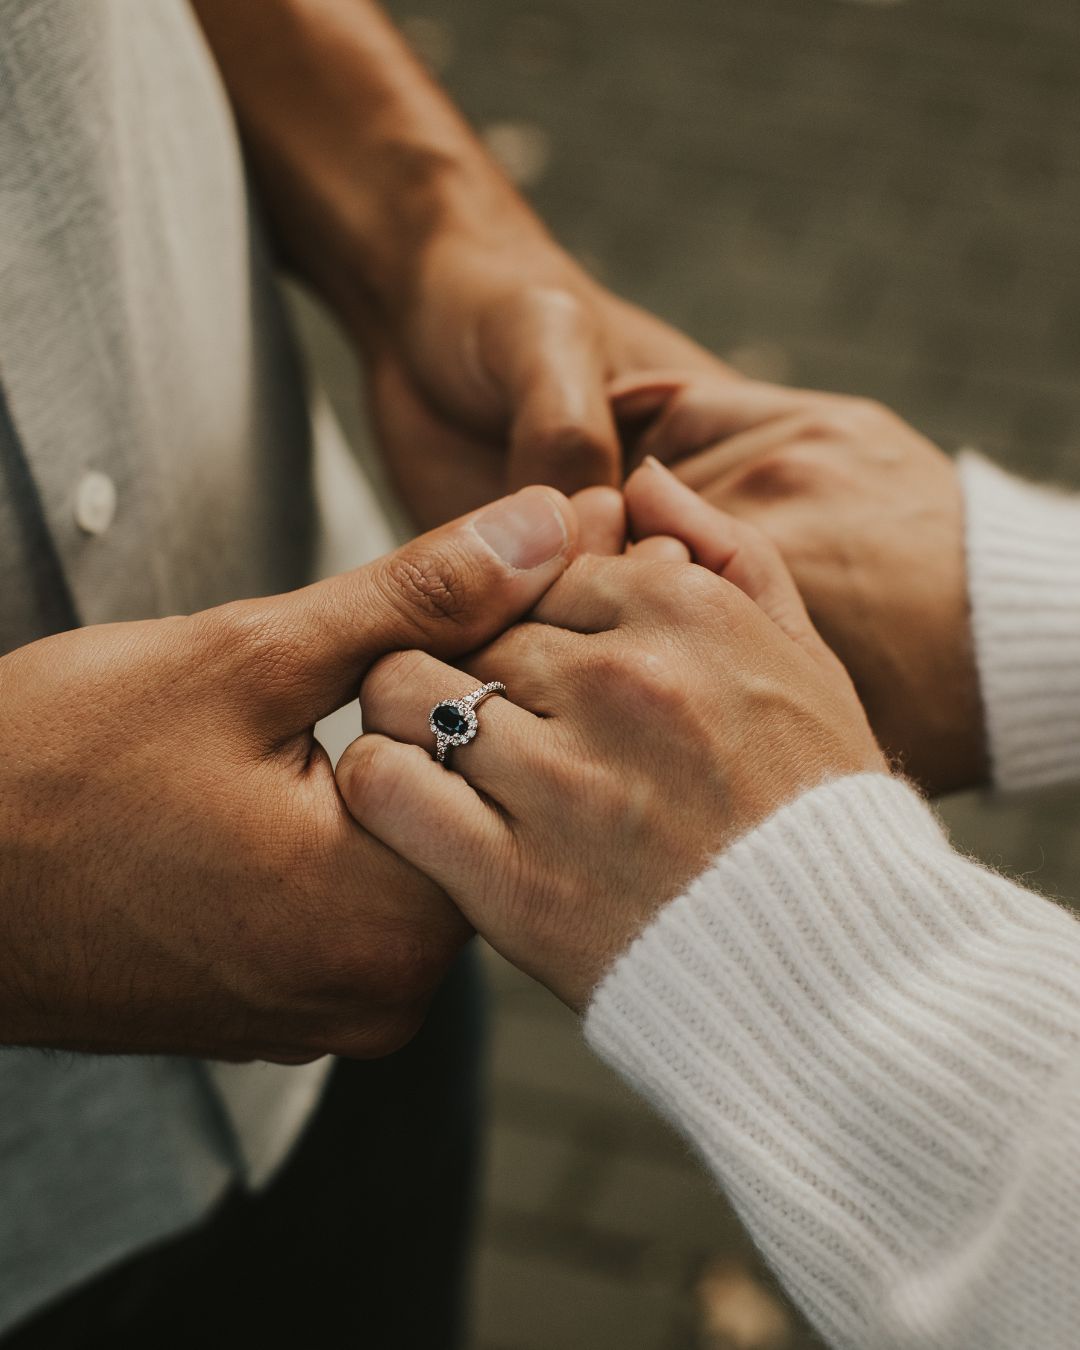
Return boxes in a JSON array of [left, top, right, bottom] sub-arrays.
[[643, 455, 668, 474], [473, 489, 569, 570]]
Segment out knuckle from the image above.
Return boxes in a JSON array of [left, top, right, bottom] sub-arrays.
[[674, 566, 745, 632], [569, 550, 618, 588], [675, 563, 726, 610], [803, 396, 886, 440], [380, 548, 473, 630], [542, 748, 603, 804], [349, 740, 436, 837], [657, 386, 723, 451], [522, 284, 592, 342], [582, 643, 688, 714], [335, 735, 394, 815], [845, 395, 891, 428], [628, 553, 677, 590], [524, 283, 588, 322], [359, 648, 427, 714], [793, 413, 838, 442], [618, 557, 694, 614], [572, 761, 625, 823], [634, 561, 729, 630], [578, 644, 633, 689], [733, 446, 821, 500], [628, 650, 690, 714], [531, 425, 614, 487]]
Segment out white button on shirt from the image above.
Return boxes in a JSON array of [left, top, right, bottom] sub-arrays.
[[74, 470, 117, 535]]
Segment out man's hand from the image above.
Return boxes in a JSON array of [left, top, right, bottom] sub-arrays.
[[368, 248, 727, 528], [0, 487, 574, 1059], [612, 372, 988, 795], [191, 0, 728, 526], [337, 463, 884, 1011]]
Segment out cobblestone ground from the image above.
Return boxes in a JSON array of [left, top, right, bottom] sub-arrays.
[[296, 0, 1080, 1345]]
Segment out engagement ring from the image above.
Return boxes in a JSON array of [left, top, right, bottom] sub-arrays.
[[429, 682, 506, 764]]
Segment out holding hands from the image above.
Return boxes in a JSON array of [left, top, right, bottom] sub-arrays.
[[337, 364, 1000, 1012], [191, 0, 988, 1029], [2, 356, 975, 1050], [338, 461, 885, 1009]]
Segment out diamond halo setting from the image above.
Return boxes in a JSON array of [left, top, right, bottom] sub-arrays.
[[429, 681, 506, 764]]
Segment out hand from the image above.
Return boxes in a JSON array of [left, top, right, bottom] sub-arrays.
[[0, 488, 575, 1058], [337, 462, 885, 1010], [366, 224, 729, 528], [611, 372, 987, 795], [192, 0, 731, 523]]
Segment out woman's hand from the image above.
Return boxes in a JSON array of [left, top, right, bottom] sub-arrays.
[[611, 372, 987, 795], [337, 462, 885, 1010]]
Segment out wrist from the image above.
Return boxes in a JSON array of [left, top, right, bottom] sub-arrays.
[[562, 748, 890, 1015], [340, 173, 556, 346], [195, 0, 550, 339]]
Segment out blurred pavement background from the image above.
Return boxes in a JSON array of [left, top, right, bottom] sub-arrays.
[[289, 0, 1080, 1345]]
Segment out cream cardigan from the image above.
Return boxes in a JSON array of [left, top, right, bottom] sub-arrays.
[[587, 455, 1080, 1348]]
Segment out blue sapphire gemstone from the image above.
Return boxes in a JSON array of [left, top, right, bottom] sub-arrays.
[[432, 703, 469, 737]]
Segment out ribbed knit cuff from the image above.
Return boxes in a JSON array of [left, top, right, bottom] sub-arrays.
[[959, 453, 1080, 792], [586, 773, 1080, 1348]]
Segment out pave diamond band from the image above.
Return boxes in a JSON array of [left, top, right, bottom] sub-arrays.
[[429, 682, 507, 764]]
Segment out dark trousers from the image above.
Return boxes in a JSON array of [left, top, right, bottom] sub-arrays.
[[4, 949, 486, 1350]]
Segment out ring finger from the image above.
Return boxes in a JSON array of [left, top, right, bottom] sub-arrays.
[[359, 649, 547, 798]]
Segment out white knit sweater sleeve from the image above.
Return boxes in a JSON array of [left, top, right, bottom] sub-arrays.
[[959, 452, 1080, 791], [585, 774, 1080, 1348]]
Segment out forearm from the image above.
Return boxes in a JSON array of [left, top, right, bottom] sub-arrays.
[[587, 773, 1080, 1349], [960, 454, 1080, 791], [190, 0, 540, 337]]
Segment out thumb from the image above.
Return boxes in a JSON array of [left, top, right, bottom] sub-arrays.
[[488, 289, 621, 495], [624, 458, 820, 653], [254, 486, 577, 726]]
